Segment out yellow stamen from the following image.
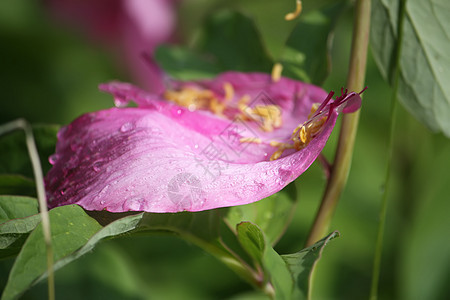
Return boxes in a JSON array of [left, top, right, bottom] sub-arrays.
[[164, 87, 215, 111], [270, 149, 284, 161], [285, 0, 302, 21], [270, 141, 283, 147], [164, 84, 284, 135], [237, 95, 251, 115], [238, 95, 283, 131], [292, 124, 302, 137], [224, 82, 234, 101], [209, 98, 226, 116], [270, 101, 327, 160], [248, 105, 282, 132], [238, 95, 251, 106], [269, 143, 294, 161], [299, 125, 307, 143], [239, 137, 262, 144], [308, 103, 321, 118], [210, 82, 236, 115], [271, 63, 283, 82]]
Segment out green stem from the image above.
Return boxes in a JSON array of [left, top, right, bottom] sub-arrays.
[[369, 78, 398, 300], [0, 120, 55, 300], [370, 0, 406, 298], [305, 0, 371, 247]]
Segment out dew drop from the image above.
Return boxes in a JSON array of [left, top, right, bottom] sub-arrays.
[[123, 198, 145, 211], [194, 144, 199, 149], [114, 97, 129, 108], [120, 122, 134, 133], [98, 185, 109, 196], [93, 162, 101, 172], [171, 107, 184, 117], [67, 155, 80, 169], [49, 154, 60, 165]]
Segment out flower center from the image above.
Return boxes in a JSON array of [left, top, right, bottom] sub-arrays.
[[164, 83, 283, 132]]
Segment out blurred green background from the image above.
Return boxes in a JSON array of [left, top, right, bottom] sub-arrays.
[[1, 0, 449, 299]]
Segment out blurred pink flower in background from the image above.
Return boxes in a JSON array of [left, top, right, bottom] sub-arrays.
[[46, 0, 177, 93]]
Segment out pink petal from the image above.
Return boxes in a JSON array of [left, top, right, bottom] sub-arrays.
[[45, 110, 337, 213], [45, 72, 360, 213]]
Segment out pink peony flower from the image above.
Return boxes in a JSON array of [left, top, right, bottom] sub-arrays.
[[45, 72, 361, 213], [46, 0, 176, 93]]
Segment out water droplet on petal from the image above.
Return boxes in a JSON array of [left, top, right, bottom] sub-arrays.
[[120, 122, 134, 133], [123, 198, 146, 211], [171, 107, 184, 117], [114, 97, 129, 108], [92, 161, 102, 172], [276, 168, 293, 185], [194, 144, 199, 149], [95, 185, 110, 202], [49, 154, 60, 165]]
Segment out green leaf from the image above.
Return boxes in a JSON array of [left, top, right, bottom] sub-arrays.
[[224, 183, 297, 245], [178, 0, 337, 60], [264, 246, 293, 300], [281, 231, 340, 300], [155, 11, 274, 79], [0, 124, 59, 177], [155, 11, 273, 80], [0, 174, 35, 197], [236, 222, 293, 300], [139, 209, 223, 242], [230, 0, 299, 59], [0, 214, 41, 259], [0, 196, 40, 258], [1, 205, 102, 300], [197, 10, 273, 73], [237, 222, 266, 265], [156, 11, 273, 79], [0, 196, 38, 224], [154, 45, 222, 80], [139, 210, 260, 285], [88, 209, 259, 287], [281, 3, 346, 84], [371, 0, 450, 137], [50, 212, 144, 273], [2, 209, 145, 299]]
